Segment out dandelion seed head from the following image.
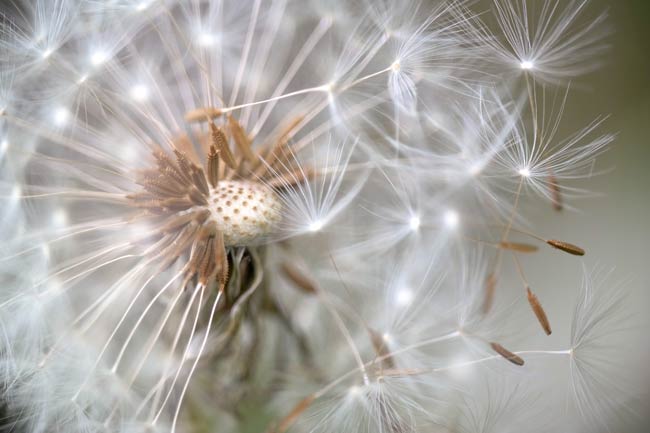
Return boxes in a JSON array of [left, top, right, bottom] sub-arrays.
[[490, 0, 610, 83], [0, 1, 631, 432]]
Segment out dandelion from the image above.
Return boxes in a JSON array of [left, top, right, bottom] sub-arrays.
[[486, 0, 610, 83], [0, 1, 642, 433]]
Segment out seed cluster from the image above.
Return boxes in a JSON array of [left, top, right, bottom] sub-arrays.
[[127, 114, 308, 288]]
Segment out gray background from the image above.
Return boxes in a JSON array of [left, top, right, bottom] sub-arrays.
[[528, 0, 650, 430]]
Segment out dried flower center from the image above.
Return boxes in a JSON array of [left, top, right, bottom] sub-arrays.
[[209, 180, 282, 246], [127, 113, 309, 288]]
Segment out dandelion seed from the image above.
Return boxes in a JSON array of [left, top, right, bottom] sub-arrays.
[[526, 287, 552, 335], [546, 239, 586, 256], [489, 0, 610, 83], [490, 342, 524, 366], [209, 122, 237, 169]]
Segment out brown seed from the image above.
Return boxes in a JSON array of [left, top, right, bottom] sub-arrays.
[[526, 287, 552, 335], [160, 197, 193, 211], [198, 236, 216, 285], [188, 187, 208, 206], [490, 342, 524, 366], [173, 136, 201, 167], [189, 164, 210, 196], [173, 150, 195, 183], [142, 177, 185, 198], [482, 272, 497, 314], [209, 121, 237, 170], [187, 239, 208, 275], [184, 106, 223, 123], [207, 145, 220, 188], [214, 231, 228, 287], [498, 242, 539, 253], [280, 262, 317, 294], [546, 239, 585, 256]]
